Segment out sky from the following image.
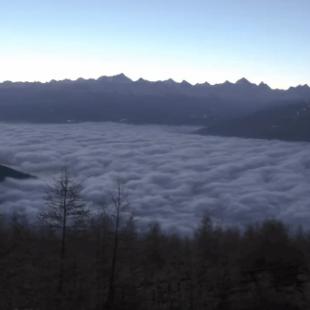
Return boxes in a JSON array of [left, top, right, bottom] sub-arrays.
[[0, 0, 309, 88]]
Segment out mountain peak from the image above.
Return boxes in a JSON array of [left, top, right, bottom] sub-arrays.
[[111, 73, 132, 83], [98, 73, 132, 83], [180, 80, 192, 87], [258, 81, 271, 89], [163, 78, 177, 84], [136, 78, 148, 83], [296, 84, 310, 89], [236, 78, 252, 85], [288, 84, 310, 91], [195, 81, 210, 87]]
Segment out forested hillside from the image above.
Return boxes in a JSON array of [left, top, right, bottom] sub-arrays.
[[0, 211, 309, 309], [0, 171, 309, 310]]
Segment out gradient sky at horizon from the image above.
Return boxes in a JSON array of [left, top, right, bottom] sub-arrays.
[[1, 0, 309, 89]]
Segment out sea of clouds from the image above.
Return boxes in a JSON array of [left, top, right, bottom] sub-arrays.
[[1, 122, 310, 234]]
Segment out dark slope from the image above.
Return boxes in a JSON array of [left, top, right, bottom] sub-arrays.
[[0, 164, 33, 182], [0, 75, 309, 125], [197, 102, 310, 142]]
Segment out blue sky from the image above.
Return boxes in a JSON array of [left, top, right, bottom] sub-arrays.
[[0, 0, 309, 88]]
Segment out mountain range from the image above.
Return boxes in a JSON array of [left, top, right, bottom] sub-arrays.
[[1, 74, 310, 141]]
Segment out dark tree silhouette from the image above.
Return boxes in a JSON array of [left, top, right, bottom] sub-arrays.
[[105, 180, 129, 310], [1, 178, 310, 309], [40, 168, 89, 296]]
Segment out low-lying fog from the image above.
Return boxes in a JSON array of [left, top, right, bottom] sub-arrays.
[[1, 122, 310, 233]]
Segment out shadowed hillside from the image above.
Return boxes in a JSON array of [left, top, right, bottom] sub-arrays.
[[197, 102, 310, 142], [0, 164, 33, 182]]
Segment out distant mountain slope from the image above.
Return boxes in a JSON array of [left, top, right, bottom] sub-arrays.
[[0, 164, 33, 182], [0, 74, 309, 125], [197, 102, 310, 142]]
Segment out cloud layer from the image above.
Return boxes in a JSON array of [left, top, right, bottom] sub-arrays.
[[1, 122, 310, 233]]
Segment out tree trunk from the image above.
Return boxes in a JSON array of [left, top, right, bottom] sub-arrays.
[[58, 189, 67, 295]]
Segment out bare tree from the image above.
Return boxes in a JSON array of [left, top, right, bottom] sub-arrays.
[[40, 167, 89, 295], [105, 180, 129, 310]]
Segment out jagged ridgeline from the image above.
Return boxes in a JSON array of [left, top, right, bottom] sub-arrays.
[[1, 74, 310, 141]]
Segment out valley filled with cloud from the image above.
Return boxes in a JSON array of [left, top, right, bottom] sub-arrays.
[[1, 122, 310, 233]]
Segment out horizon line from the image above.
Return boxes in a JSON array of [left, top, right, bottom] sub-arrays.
[[0, 73, 309, 92]]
